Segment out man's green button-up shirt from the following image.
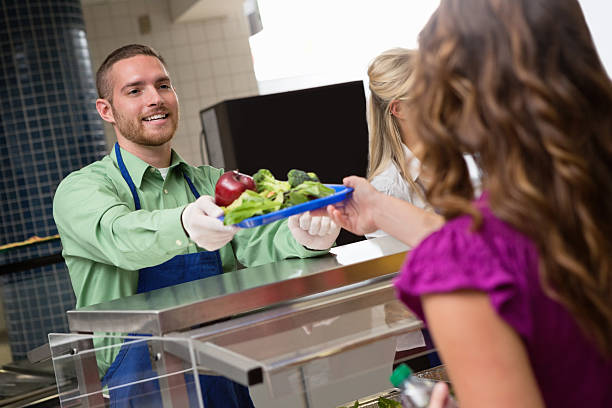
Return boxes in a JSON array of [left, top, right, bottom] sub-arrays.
[[53, 146, 325, 376]]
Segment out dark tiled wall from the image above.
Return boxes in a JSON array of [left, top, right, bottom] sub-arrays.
[[0, 0, 107, 360]]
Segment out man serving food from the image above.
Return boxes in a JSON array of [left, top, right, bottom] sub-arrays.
[[52, 44, 340, 408]]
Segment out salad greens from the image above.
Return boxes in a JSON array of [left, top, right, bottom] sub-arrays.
[[222, 190, 283, 225], [221, 168, 334, 225], [287, 169, 320, 188], [284, 181, 335, 207], [338, 396, 401, 408], [377, 396, 402, 408], [253, 169, 291, 194]]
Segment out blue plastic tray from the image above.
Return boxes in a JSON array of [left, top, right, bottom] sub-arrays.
[[221, 184, 353, 228]]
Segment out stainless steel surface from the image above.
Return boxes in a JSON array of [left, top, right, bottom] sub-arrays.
[[299, 365, 313, 408], [180, 277, 417, 408], [26, 342, 52, 364], [48, 335, 104, 407], [173, 279, 422, 375], [67, 248, 408, 335], [164, 341, 264, 386], [56, 239, 418, 407], [71, 337, 105, 408], [150, 342, 191, 408], [2, 392, 60, 408], [175, 277, 400, 341], [0, 369, 56, 406], [3, 358, 56, 378]]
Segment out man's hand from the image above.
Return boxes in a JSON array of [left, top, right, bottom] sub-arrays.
[[288, 211, 340, 250], [181, 196, 238, 251]]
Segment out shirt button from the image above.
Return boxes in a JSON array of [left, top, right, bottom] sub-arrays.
[[176, 240, 182, 246], [164, 189, 169, 194], [150, 168, 155, 173]]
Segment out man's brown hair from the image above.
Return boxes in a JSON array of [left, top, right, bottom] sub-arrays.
[[96, 44, 166, 101]]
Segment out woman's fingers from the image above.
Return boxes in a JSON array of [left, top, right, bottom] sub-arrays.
[[429, 382, 453, 408]]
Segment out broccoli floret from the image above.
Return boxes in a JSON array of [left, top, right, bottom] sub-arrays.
[[253, 169, 290, 194], [253, 168, 273, 188], [287, 169, 320, 188]]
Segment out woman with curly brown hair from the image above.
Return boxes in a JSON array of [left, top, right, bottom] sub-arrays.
[[327, 0, 612, 406]]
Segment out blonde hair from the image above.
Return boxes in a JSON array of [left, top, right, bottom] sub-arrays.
[[367, 48, 423, 200]]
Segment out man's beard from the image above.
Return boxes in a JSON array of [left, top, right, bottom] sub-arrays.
[[112, 105, 178, 146]]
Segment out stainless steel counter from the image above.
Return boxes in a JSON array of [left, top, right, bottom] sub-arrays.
[[53, 236, 422, 408], [67, 236, 410, 335]]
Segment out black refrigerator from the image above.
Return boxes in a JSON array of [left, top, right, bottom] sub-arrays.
[[200, 80, 369, 245]]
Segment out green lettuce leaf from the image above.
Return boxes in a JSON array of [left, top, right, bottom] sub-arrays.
[[223, 190, 282, 225], [283, 181, 334, 208]]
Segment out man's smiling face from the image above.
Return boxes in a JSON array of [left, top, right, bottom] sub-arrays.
[[107, 55, 179, 146]]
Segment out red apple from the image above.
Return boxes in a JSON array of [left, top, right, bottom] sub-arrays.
[[215, 170, 256, 206]]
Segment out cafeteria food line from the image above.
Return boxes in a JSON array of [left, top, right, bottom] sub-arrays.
[[35, 236, 439, 407]]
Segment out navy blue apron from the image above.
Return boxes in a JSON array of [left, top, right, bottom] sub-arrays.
[[101, 143, 254, 408]]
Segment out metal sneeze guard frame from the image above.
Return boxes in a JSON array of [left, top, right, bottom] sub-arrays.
[[52, 237, 420, 407], [48, 333, 203, 408], [65, 250, 408, 335], [166, 278, 423, 407]]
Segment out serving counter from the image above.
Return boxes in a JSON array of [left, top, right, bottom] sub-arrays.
[[45, 236, 426, 407]]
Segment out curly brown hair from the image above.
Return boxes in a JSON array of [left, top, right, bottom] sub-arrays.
[[411, 0, 612, 357]]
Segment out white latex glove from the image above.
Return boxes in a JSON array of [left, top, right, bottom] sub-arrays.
[[288, 211, 340, 250], [181, 195, 238, 251]]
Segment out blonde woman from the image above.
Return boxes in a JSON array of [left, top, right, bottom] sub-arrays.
[[366, 48, 438, 356], [366, 48, 481, 367], [366, 49, 479, 240], [367, 48, 428, 217]]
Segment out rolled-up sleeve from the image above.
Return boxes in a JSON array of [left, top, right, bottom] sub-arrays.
[[53, 171, 190, 271]]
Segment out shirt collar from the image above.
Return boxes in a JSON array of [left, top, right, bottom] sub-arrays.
[[402, 144, 421, 181], [112, 146, 189, 188]]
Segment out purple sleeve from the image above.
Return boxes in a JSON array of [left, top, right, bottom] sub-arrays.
[[393, 217, 533, 339]]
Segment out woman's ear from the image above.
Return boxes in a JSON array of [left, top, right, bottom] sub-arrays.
[[389, 100, 406, 119], [389, 100, 400, 118], [96, 98, 115, 124]]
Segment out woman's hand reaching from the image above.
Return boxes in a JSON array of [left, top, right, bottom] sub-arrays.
[[326, 176, 382, 236], [324, 175, 443, 247], [429, 382, 457, 408]]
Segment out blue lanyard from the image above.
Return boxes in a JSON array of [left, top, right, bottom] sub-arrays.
[[114, 143, 199, 210]]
